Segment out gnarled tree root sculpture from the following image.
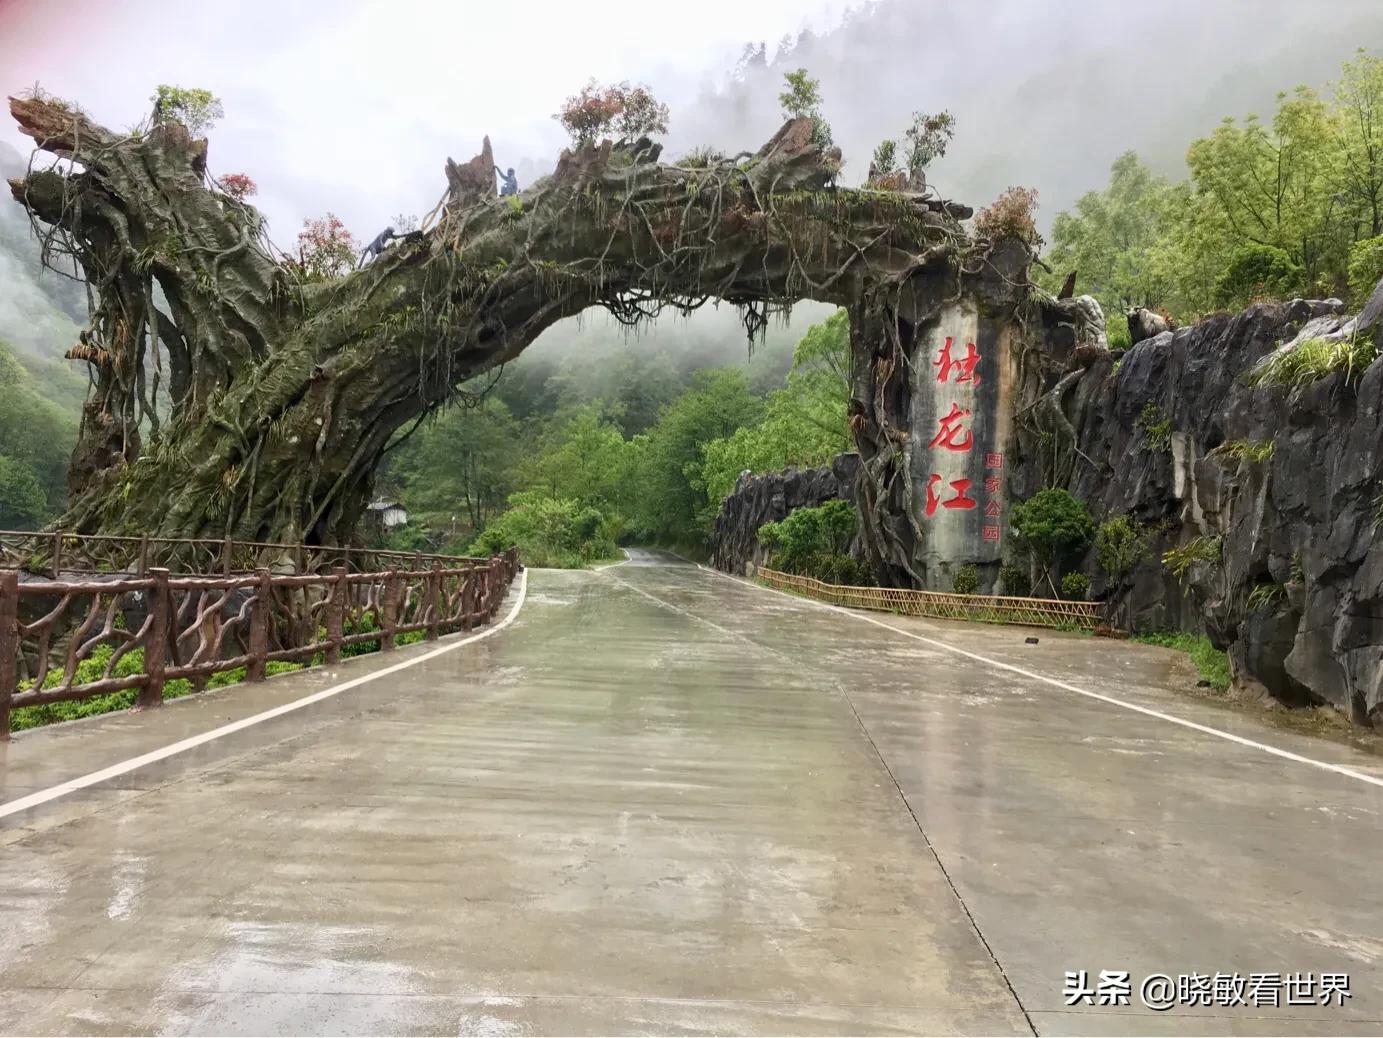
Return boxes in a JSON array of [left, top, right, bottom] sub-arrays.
[[9, 95, 1025, 581]]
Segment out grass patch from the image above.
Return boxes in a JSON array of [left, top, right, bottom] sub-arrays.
[[1161, 534, 1221, 581], [1246, 582, 1286, 611], [1247, 335, 1379, 388], [1219, 439, 1274, 463], [1137, 402, 1173, 453], [1133, 631, 1231, 692]]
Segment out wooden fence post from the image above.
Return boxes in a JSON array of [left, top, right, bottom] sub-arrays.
[[425, 567, 441, 641], [381, 571, 399, 651], [50, 529, 63, 578], [137, 534, 150, 576], [459, 566, 475, 632], [486, 559, 500, 619], [326, 565, 347, 664], [0, 570, 18, 740], [476, 566, 491, 622], [247, 568, 271, 682], [221, 536, 233, 576], [137, 568, 170, 710]]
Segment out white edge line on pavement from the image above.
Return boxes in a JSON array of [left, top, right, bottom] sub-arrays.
[[0, 568, 530, 820], [703, 564, 1383, 791]]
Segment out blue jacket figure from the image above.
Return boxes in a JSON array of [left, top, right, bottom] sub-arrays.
[[495, 166, 518, 197]]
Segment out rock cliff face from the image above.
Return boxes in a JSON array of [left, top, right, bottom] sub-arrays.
[[708, 454, 859, 575], [1018, 288, 1383, 725], [709, 279, 1383, 726]]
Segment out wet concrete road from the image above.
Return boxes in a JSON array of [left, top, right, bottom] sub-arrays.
[[1, 550, 1381, 1035]]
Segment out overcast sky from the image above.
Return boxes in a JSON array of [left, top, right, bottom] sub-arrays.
[[2, 0, 1381, 361], [6, 0, 1383, 250], [0, 0, 851, 248]]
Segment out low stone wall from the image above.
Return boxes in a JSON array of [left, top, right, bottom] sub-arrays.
[[708, 453, 858, 576]]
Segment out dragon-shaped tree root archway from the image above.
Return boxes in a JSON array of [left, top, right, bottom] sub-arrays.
[[8, 95, 1034, 583]]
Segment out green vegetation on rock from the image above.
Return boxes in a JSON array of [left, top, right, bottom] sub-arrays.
[[1247, 336, 1379, 388]]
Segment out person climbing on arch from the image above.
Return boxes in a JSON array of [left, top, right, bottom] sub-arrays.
[[495, 165, 518, 197]]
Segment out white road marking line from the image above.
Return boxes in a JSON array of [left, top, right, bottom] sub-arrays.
[[703, 565, 1383, 791], [0, 569, 530, 820]]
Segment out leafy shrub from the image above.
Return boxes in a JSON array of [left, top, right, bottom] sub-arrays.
[[952, 565, 979, 595], [1214, 243, 1300, 307], [758, 500, 854, 570], [975, 186, 1041, 246], [1011, 489, 1094, 594], [999, 563, 1031, 597], [1061, 571, 1091, 600], [1133, 632, 1231, 692], [1347, 233, 1383, 304], [1137, 402, 1173, 452], [759, 500, 867, 583], [1247, 336, 1379, 388], [470, 491, 615, 568], [1095, 515, 1149, 583]]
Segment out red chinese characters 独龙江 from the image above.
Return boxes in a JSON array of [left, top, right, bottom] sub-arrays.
[[928, 403, 974, 453], [925, 475, 977, 517], [934, 337, 981, 386]]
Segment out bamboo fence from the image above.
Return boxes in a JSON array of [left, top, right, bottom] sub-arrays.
[[758, 568, 1103, 630]]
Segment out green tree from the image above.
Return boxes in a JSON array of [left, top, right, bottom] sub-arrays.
[[151, 85, 224, 135], [628, 369, 763, 544], [1348, 233, 1383, 301], [1095, 514, 1149, 629], [1040, 152, 1178, 315], [520, 405, 632, 511], [382, 397, 522, 544], [1214, 243, 1301, 307], [0, 340, 74, 516], [1334, 49, 1383, 240], [778, 68, 833, 148], [1185, 86, 1341, 297], [697, 308, 850, 505], [1010, 489, 1094, 597], [0, 455, 47, 529]]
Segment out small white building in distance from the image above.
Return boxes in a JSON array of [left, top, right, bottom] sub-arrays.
[[366, 499, 409, 530]]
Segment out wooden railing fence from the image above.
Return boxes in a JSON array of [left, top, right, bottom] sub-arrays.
[[758, 568, 1103, 630], [0, 547, 519, 738], [0, 528, 489, 578]]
